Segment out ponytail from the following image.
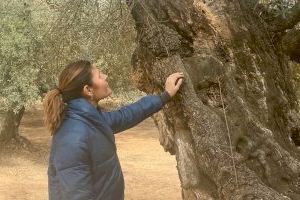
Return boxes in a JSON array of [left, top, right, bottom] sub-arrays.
[[42, 60, 93, 135], [43, 88, 65, 135]]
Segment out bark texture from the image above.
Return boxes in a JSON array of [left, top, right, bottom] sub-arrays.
[[283, 29, 300, 63], [129, 0, 300, 199], [0, 107, 25, 142]]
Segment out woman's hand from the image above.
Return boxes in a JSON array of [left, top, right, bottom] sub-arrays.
[[164, 72, 185, 97]]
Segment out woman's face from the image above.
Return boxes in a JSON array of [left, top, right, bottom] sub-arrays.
[[89, 65, 112, 101]]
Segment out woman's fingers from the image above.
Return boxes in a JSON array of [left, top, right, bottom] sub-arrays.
[[173, 75, 184, 84], [164, 72, 185, 97], [169, 72, 183, 77], [170, 73, 184, 80], [167, 72, 184, 85], [175, 77, 183, 88]]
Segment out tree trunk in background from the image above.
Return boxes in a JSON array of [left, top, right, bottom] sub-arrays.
[[129, 0, 300, 199], [0, 106, 25, 143]]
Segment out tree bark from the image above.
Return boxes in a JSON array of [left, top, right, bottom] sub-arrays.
[[283, 29, 300, 63], [129, 0, 300, 199], [0, 106, 25, 143]]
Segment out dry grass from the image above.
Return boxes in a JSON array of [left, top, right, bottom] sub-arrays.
[[0, 100, 181, 200]]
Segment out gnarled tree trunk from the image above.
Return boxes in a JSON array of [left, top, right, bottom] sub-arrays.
[[129, 0, 300, 199], [0, 107, 25, 143]]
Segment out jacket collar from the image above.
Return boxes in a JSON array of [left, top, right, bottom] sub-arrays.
[[67, 97, 100, 122], [66, 97, 116, 147]]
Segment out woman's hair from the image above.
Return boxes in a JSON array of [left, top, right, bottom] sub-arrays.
[[43, 60, 93, 135]]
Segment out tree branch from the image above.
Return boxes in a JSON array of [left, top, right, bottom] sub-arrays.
[[271, 2, 300, 32], [282, 28, 300, 62]]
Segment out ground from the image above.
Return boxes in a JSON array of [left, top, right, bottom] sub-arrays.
[[0, 103, 181, 200]]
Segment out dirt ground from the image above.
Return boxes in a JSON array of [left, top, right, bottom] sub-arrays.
[[0, 104, 181, 200]]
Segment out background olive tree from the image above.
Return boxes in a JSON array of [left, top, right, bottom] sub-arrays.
[[0, 0, 137, 145]]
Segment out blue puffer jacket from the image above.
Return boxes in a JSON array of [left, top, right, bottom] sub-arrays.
[[48, 91, 171, 200]]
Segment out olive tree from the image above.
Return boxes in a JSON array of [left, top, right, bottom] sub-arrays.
[[0, 0, 136, 144], [0, 1, 42, 143], [128, 0, 300, 199]]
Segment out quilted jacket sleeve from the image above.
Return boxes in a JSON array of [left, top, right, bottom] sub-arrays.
[[100, 90, 172, 134], [54, 139, 94, 200]]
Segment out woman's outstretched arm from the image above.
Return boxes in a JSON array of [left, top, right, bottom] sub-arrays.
[[100, 90, 171, 134]]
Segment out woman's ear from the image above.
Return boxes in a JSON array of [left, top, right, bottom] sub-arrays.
[[82, 85, 93, 97]]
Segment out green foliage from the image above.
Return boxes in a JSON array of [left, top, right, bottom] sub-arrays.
[[259, 0, 296, 11], [39, 0, 137, 94], [257, 0, 296, 21], [0, 0, 136, 112], [0, 1, 43, 112]]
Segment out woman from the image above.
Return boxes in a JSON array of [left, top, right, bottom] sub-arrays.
[[43, 60, 184, 200]]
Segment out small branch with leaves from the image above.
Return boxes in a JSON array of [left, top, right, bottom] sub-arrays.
[[270, 1, 300, 31]]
